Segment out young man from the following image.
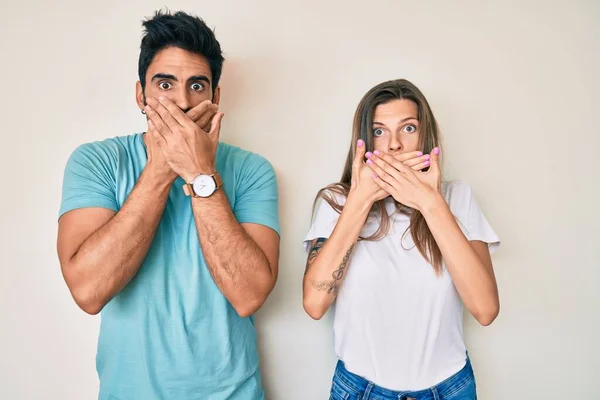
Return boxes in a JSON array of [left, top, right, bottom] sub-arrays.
[[57, 10, 280, 400]]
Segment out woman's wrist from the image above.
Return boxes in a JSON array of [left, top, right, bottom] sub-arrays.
[[418, 191, 448, 217], [346, 189, 375, 216]]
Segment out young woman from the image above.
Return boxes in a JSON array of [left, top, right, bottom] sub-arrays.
[[303, 79, 500, 400]]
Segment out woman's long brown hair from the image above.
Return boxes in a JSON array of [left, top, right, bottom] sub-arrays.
[[315, 79, 444, 273]]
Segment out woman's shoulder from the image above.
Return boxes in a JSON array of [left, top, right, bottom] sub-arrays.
[[315, 185, 348, 207], [442, 179, 473, 193], [441, 180, 475, 210]]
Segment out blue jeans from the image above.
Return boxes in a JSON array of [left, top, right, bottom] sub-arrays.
[[330, 357, 477, 400]]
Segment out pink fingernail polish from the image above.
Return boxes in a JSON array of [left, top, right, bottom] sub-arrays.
[[366, 152, 373, 158], [433, 147, 440, 155], [374, 150, 381, 156], [417, 151, 423, 156], [367, 159, 373, 165], [357, 139, 364, 147], [425, 154, 431, 159], [372, 173, 377, 179], [424, 160, 430, 166]]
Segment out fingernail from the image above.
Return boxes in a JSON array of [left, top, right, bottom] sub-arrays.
[[357, 139, 364, 147], [417, 151, 423, 156], [365, 152, 373, 158], [367, 159, 373, 165], [433, 147, 440, 155], [424, 160, 430, 166], [374, 150, 381, 156], [425, 154, 431, 159], [372, 173, 377, 179]]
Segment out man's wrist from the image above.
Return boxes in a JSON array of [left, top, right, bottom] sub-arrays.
[[183, 165, 217, 183], [140, 167, 176, 192], [191, 186, 226, 205]]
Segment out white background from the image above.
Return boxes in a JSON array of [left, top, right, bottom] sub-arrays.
[[1, 0, 599, 399]]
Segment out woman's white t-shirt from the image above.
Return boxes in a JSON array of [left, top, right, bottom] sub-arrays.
[[303, 180, 500, 391]]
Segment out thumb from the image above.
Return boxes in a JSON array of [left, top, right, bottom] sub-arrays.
[[428, 147, 441, 174], [353, 139, 366, 171], [208, 112, 224, 142]]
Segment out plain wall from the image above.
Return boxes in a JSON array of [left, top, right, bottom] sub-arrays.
[[1, 0, 599, 399]]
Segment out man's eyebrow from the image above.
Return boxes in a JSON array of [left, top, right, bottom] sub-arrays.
[[151, 73, 177, 82], [188, 75, 211, 86], [150, 74, 211, 87]]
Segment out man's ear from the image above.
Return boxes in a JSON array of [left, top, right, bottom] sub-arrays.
[[212, 86, 221, 105], [136, 81, 145, 110]]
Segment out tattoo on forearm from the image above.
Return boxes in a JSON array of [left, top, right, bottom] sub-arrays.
[[311, 243, 355, 297], [305, 238, 326, 274]]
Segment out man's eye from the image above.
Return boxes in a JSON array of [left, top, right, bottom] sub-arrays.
[[191, 83, 204, 91], [159, 81, 171, 90]]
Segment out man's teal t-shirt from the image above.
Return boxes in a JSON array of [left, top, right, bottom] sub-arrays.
[[59, 133, 280, 400]]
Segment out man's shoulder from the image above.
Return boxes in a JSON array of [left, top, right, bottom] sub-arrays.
[[69, 133, 141, 162], [217, 142, 274, 174]]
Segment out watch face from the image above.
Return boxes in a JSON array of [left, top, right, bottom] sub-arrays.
[[192, 175, 216, 197]]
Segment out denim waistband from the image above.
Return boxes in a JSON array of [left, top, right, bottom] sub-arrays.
[[334, 357, 474, 400]]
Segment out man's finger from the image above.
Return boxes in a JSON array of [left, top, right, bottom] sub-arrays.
[[156, 96, 191, 126], [145, 105, 172, 137], [147, 120, 166, 147], [196, 105, 218, 131], [186, 100, 214, 123], [147, 98, 181, 131]]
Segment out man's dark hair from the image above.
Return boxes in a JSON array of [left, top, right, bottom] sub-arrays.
[[138, 10, 225, 92]]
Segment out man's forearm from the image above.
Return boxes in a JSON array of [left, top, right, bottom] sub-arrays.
[[65, 170, 172, 314], [191, 190, 274, 317]]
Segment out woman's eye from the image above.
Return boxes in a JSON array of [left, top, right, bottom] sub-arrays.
[[373, 128, 385, 137], [159, 81, 171, 90], [403, 124, 417, 133], [191, 83, 204, 91]]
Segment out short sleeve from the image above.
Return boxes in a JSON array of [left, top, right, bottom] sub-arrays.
[[58, 143, 119, 219], [233, 155, 280, 235], [446, 181, 500, 254], [302, 191, 344, 253]]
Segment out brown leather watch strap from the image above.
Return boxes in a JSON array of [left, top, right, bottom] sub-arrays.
[[213, 173, 223, 189], [182, 182, 193, 196], [181, 173, 222, 197]]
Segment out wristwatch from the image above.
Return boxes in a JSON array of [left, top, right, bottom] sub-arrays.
[[182, 173, 223, 198]]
